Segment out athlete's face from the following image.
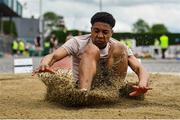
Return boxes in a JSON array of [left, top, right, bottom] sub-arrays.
[[91, 22, 113, 49]]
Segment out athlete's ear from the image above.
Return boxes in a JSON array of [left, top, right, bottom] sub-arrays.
[[112, 29, 114, 34], [91, 27, 93, 32], [110, 29, 113, 36]]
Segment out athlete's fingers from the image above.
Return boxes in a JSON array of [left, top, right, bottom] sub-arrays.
[[32, 65, 55, 76], [45, 67, 56, 74], [32, 68, 40, 76], [41, 65, 45, 71], [129, 91, 140, 96], [32, 70, 36, 76], [132, 85, 139, 90]]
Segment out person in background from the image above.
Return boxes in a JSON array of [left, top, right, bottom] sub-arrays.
[[50, 34, 59, 53], [23, 42, 30, 57], [160, 34, 169, 59], [66, 32, 73, 41], [125, 37, 133, 49], [34, 36, 42, 56], [11, 39, 19, 57], [43, 39, 50, 56], [78, 31, 82, 36], [153, 38, 160, 59], [18, 39, 25, 56]]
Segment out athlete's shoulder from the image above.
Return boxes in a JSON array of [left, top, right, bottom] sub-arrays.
[[74, 34, 91, 41]]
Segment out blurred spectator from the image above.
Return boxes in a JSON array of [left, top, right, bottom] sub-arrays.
[[125, 37, 133, 49], [153, 38, 160, 59], [24, 42, 31, 57], [120, 37, 133, 49], [119, 38, 126, 45], [160, 34, 169, 59], [34, 36, 41, 48], [43, 39, 50, 56], [29, 43, 35, 57], [18, 39, 25, 56], [11, 39, 18, 57], [34, 35, 42, 56], [66, 32, 73, 41], [50, 34, 59, 53], [78, 31, 82, 36]]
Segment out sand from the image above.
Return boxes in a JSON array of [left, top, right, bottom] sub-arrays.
[[0, 73, 180, 119]]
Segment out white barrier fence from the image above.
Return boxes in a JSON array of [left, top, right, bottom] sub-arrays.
[[14, 58, 33, 73]]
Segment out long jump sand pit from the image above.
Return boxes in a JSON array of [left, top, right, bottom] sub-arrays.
[[0, 73, 180, 119]]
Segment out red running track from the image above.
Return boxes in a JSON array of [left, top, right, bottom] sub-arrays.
[[50, 56, 72, 70]]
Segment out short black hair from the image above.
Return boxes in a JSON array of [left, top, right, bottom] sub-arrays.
[[91, 12, 115, 28]]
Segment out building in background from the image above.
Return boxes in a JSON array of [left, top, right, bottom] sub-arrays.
[[0, 0, 39, 54], [0, 0, 23, 53], [0, 0, 22, 17], [12, 17, 39, 44]]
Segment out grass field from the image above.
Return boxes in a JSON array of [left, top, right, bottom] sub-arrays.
[[0, 73, 180, 119]]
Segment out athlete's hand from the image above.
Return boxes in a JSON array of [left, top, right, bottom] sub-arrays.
[[32, 65, 55, 76], [129, 85, 152, 97]]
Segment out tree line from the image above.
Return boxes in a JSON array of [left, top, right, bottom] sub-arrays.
[[43, 12, 180, 46]]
